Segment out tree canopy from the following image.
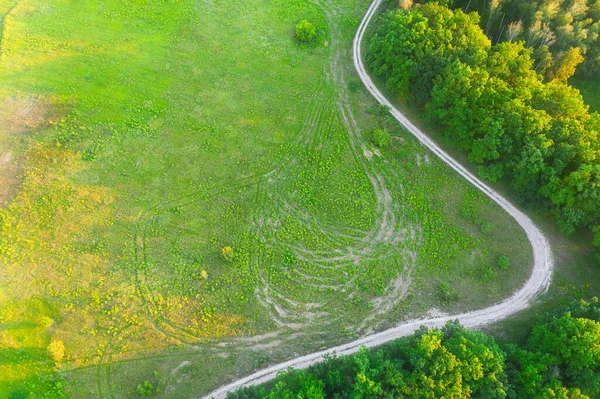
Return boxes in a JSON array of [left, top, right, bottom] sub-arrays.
[[448, 0, 600, 79]]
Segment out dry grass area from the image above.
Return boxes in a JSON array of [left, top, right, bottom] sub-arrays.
[[0, 96, 49, 206]]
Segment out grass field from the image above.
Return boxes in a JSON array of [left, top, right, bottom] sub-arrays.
[[0, 0, 532, 397], [571, 75, 600, 113]]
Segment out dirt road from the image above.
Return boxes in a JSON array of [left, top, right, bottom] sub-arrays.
[[201, 1, 553, 397]]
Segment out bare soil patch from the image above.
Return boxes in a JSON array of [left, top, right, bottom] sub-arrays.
[[0, 95, 49, 206]]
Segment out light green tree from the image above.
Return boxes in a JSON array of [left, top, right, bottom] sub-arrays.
[[295, 20, 316, 44]]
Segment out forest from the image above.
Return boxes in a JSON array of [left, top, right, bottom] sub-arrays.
[[453, 0, 600, 78], [227, 297, 600, 399], [367, 0, 600, 260]]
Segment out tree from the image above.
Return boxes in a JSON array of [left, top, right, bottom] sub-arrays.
[[528, 313, 600, 395], [505, 345, 554, 397], [451, 0, 600, 77], [228, 302, 600, 399], [368, 3, 490, 99], [548, 48, 584, 81], [532, 45, 554, 75], [350, 347, 385, 398], [541, 163, 600, 233], [295, 20, 316, 44], [399, 0, 413, 11], [389, 322, 507, 398], [538, 380, 590, 399]]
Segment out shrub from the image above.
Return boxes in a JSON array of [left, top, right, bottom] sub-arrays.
[[497, 255, 510, 270], [438, 281, 457, 303], [480, 222, 495, 235], [460, 203, 476, 220], [254, 354, 270, 368], [438, 281, 450, 302], [82, 147, 96, 161], [371, 128, 391, 148], [376, 103, 390, 116], [348, 79, 361, 93], [295, 20, 316, 44], [283, 249, 297, 266], [221, 246, 234, 262], [47, 339, 65, 363], [481, 265, 497, 282], [136, 380, 154, 396]]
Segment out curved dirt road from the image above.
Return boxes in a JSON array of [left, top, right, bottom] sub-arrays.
[[202, 1, 553, 397]]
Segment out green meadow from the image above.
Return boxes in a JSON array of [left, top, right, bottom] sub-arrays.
[[0, 0, 531, 397]]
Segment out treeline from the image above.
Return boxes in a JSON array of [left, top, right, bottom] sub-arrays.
[[227, 298, 600, 398], [447, 0, 600, 78], [366, 1, 600, 258]]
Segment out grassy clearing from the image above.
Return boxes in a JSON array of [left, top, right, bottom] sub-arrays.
[[0, 0, 531, 397], [483, 212, 600, 345], [570, 75, 600, 113]]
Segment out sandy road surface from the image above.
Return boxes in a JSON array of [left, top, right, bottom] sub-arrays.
[[201, 1, 553, 397]]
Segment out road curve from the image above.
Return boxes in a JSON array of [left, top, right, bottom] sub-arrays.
[[202, 1, 553, 398]]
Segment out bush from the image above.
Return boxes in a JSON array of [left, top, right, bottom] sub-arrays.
[[82, 147, 96, 161], [480, 222, 494, 235], [371, 128, 391, 148], [438, 281, 451, 303], [348, 79, 361, 93], [221, 245, 234, 262], [438, 281, 458, 303], [295, 20, 316, 44], [136, 380, 154, 396], [481, 265, 497, 282], [497, 255, 510, 270], [254, 354, 270, 368], [47, 339, 65, 363], [283, 249, 297, 266], [460, 203, 476, 220]]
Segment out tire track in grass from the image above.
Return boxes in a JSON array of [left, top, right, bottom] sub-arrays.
[[254, 84, 336, 327], [130, 81, 340, 334], [133, 177, 265, 345], [101, 0, 483, 391], [99, 0, 410, 391], [248, 0, 420, 329], [201, 0, 553, 396], [261, 79, 410, 314]]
